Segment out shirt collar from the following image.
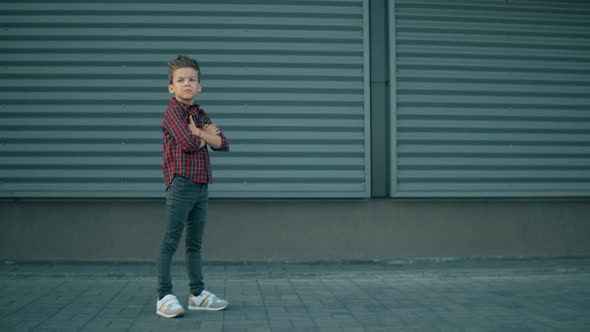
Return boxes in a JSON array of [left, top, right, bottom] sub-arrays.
[[170, 98, 200, 114]]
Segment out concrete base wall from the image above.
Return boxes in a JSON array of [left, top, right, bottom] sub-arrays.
[[1, 199, 589, 262]]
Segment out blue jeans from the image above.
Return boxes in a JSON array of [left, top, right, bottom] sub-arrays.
[[157, 175, 208, 299]]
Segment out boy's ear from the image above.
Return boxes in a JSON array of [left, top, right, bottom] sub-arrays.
[[168, 84, 174, 94]]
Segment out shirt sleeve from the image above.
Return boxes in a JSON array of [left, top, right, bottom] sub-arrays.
[[212, 131, 230, 152], [201, 110, 230, 152], [162, 108, 203, 152]]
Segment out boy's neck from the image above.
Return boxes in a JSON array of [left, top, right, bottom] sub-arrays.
[[175, 97, 194, 106]]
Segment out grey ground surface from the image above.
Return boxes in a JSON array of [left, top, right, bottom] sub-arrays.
[[1, 258, 589, 331]]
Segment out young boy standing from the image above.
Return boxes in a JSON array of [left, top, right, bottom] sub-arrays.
[[156, 55, 229, 318]]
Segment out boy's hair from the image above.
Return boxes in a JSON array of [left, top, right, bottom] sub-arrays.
[[168, 55, 201, 84]]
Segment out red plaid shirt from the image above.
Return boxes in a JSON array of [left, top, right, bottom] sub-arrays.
[[162, 98, 229, 189]]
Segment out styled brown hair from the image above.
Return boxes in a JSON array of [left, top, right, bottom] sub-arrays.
[[168, 55, 201, 84]]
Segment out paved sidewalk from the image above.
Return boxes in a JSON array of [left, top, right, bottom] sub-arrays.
[[0, 258, 589, 332]]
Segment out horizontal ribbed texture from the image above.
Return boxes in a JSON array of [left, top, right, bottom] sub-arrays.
[[391, 0, 590, 197], [0, 0, 370, 198]]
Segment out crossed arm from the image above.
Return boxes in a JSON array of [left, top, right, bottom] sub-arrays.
[[188, 116, 223, 149], [163, 109, 229, 152]]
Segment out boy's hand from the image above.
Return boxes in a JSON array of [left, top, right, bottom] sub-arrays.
[[204, 123, 220, 136], [188, 115, 200, 136], [189, 116, 206, 148]]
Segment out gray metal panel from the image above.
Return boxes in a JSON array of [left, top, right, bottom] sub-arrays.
[[0, 0, 370, 198], [390, 0, 590, 197]]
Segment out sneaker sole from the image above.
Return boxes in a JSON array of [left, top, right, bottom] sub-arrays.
[[156, 309, 185, 318], [188, 304, 228, 311]]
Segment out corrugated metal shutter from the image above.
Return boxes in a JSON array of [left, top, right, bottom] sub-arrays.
[[390, 0, 590, 197], [0, 0, 370, 198]]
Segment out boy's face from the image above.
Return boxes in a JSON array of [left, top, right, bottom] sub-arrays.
[[168, 67, 201, 104]]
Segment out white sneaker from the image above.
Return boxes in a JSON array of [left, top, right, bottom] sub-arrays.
[[156, 294, 185, 318], [188, 290, 228, 311]]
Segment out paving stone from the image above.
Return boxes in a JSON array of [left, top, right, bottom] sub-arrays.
[[0, 259, 589, 331]]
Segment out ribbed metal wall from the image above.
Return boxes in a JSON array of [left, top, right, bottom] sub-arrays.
[[390, 0, 590, 197], [0, 0, 370, 198]]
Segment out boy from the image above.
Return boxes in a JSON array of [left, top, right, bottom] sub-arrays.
[[156, 55, 229, 318]]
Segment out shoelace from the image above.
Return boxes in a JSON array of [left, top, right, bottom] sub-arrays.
[[196, 291, 218, 306], [161, 298, 180, 311]]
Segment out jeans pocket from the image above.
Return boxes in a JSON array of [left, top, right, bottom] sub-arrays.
[[200, 183, 209, 199], [165, 183, 175, 206], [175, 175, 193, 186], [168, 176, 189, 203]]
